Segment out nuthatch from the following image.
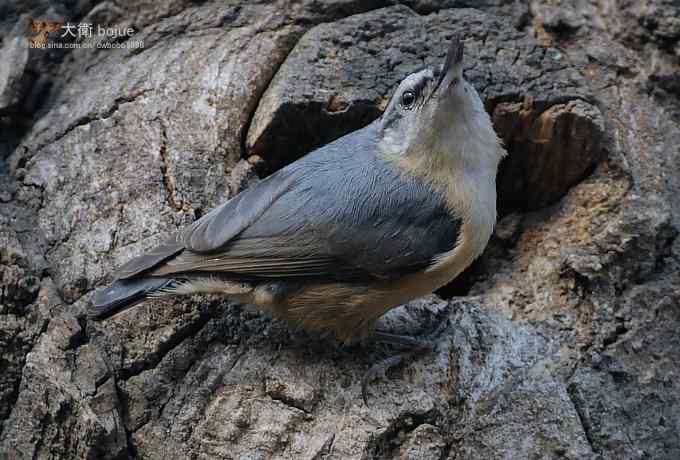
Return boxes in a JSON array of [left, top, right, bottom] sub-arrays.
[[91, 36, 506, 349]]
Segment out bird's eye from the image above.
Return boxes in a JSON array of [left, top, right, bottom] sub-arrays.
[[401, 91, 416, 109]]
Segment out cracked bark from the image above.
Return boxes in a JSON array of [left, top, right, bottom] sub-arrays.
[[1, 0, 680, 459], [566, 382, 597, 454], [158, 119, 184, 213]]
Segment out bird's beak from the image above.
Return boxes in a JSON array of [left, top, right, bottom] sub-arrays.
[[433, 35, 464, 97]]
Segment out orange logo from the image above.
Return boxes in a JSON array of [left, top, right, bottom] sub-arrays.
[[28, 18, 63, 47]]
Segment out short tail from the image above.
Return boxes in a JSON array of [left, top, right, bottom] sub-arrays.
[[89, 277, 176, 320]]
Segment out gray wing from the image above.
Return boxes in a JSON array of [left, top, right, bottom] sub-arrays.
[[119, 123, 461, 281]]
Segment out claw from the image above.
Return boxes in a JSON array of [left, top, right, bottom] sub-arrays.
[[361, 318, 451, 405], [361, 354, 405, 406], [373, 317, 449, 350]]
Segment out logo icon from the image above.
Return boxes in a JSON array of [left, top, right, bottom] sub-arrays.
[[27, 18, 63, 47]]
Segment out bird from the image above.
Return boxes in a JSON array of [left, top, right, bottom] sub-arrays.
[[90, 36, 506, 384]]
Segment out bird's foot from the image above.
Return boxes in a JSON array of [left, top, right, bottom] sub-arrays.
[[361, 319, 449, 405], [362, 352, 411, 405]]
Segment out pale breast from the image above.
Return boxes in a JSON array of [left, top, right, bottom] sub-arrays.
[[425, 161, 498, 291]]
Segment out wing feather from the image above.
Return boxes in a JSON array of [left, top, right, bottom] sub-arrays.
[[115, 236, 183, 279]]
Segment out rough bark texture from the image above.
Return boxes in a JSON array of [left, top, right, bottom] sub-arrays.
[[1, 0, 679, 459]]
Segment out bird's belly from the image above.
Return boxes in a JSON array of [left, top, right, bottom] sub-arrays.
[[268, 280, 413, 344], [261, 270, 459, 345]]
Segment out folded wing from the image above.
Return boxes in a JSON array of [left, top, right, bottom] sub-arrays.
[[116, 124, 461, 283]]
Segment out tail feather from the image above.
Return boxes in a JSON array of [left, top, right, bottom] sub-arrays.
[[89, 277, 176, 320]]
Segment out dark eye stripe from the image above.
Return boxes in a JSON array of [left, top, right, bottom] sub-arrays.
[[413, 75, 430, 96]]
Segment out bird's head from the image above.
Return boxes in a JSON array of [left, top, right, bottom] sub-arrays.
[[378, 36, 505, 173]]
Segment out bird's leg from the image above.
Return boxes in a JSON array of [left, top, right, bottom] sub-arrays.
[[361, 318, 449, 405]]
